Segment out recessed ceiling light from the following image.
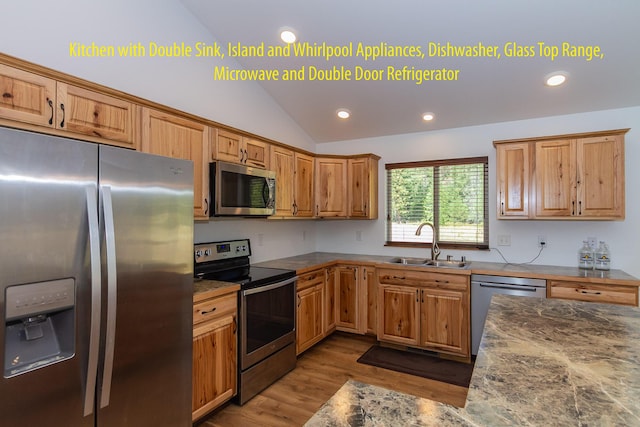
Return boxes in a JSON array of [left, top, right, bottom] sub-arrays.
[[422, 112, 435, 121], [545, 71, 568, 87], [336, 109, 351, 119], [280, 29, 297, 44]]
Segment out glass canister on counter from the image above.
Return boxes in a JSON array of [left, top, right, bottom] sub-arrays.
[[595, 241, 611, 271], [578, 240, 594, 269]]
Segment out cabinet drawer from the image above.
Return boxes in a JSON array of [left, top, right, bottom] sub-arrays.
[[193, 293, 237, 325], [377, 268, 468, 291], [548, 280, 638, 306], [297, 269, 325, 291]]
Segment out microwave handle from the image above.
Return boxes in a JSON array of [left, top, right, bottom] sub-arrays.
[[263, 179, 275, 208]]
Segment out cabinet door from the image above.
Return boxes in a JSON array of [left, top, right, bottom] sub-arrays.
[[141, 108, 210, 218], [336, 266, 359, 332], [377, 284, 419, 346], [315, 157, 347, 217], [535, 139, 576, 217], [0, 64, 56, 127], [496, 142, 530, 218], [576, 134, 624, 218], [294, 152, 315, 217], [364, 267, 377, 335], [192, 314, 237, 421], [324, 267, 337, 333], [420, 287, 469, 357], [271, 145, 295, 216], [244, 137, 270, 169], [348, 157, 378, 218], [296, 284, 324, 355], [214, 128, 242, 163], [56, 83, 137, 148]]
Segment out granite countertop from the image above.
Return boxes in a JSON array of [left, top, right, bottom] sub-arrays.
[[193, 279, 239, 303], [254, 252, 640, 286], [305, 295, 640, 426]]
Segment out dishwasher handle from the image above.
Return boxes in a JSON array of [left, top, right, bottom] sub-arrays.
[[475, 282, 544, 292]]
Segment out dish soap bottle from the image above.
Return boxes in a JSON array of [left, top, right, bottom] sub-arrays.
[[578, 240, 594, 269], [595, 241, 611, 271]]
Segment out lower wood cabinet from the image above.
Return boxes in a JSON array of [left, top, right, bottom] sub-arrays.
[[376, 268, 470, 359], [296, 269, 325, 355], [548, 280, 638, 306], [192, 291, 237, 422], [334, 264, 377, 335]]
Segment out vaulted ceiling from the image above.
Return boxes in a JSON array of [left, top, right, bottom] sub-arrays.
[[181, 0, 640, 143]]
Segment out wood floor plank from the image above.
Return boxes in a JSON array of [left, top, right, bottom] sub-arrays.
[[198, 332, 469, 426]]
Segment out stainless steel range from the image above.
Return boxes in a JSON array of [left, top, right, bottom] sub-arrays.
[[194, 239, 297, 405]]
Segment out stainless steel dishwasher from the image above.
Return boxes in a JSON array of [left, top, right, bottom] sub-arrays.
[[471, 274, 547, 355]]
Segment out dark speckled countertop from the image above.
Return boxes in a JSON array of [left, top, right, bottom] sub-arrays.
[[254, 252, 640, 286]]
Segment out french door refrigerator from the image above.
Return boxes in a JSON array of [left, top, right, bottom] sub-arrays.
[[0, 127, 194, 426]]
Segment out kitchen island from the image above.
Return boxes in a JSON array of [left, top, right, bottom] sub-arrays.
[[305, 295, 640, 426]]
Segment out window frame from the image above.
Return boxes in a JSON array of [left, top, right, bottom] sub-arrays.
[[385, 156, 489, 250]]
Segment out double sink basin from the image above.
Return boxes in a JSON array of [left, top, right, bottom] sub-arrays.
[[387, 257, 470, 269]]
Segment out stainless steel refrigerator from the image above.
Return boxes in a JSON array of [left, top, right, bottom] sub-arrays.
[[0, 127, 194, 426]]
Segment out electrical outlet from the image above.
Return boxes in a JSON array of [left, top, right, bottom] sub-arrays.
[[356, 230, 362, 242], [587, 236, 597, 249], [497, 234, 511, 246], [538, 236, 547, 248]]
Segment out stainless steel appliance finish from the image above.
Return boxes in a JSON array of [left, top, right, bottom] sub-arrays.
[[0, 127, 194, 426], [210, 161, 276, 216], [471, 274, 547, 355], [194, 239, 297, 405]]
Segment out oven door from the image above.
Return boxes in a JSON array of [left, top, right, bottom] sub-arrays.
[[240, 276, 296, 370]]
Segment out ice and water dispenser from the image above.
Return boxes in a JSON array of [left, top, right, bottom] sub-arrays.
[[4, 278, 75, 378]]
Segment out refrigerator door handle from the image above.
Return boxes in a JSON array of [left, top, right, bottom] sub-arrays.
[[100, 185, 118, 409], [83, 186, 101, 417]]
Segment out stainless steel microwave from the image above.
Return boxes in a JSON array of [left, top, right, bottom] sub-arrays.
[[210, 161, 276, 216]]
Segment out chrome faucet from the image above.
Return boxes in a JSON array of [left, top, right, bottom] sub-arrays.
[[415, 222, 441, 261]]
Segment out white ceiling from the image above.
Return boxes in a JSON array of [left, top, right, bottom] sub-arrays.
[[181, 0, 640, 143]]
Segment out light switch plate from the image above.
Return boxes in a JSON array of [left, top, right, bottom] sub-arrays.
[[498, 234, 511, 246]]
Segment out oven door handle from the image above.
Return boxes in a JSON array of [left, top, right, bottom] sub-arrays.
[[242, 276, 298, 296]]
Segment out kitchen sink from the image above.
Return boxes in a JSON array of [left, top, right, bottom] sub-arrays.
[[387, 257, 470, 269]]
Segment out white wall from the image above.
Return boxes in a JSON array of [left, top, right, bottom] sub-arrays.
[[0, 0, 317, 261], [316, 107, 640, 278]]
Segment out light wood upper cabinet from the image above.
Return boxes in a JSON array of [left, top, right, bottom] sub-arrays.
[[56, 83, 136, 148], [348, 156, 379, 219], [270, 146, 314, 218], [141, 108, 210, 219], [576, 134, 624, 218], [496, 142, 530, 218], [495, 129, 627, 220], [212, 128, 270, 169], [535, 138, 576, 217], [0, 63, 56, 127], [294, 152, 315, 217], [0, 64, 137, 149], [271, 145, 295, 216], [315, 157, 347, 218]]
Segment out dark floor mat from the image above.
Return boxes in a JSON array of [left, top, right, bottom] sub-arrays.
[[356, 345, 474, 387]]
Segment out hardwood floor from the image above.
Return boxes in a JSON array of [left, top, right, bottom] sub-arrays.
[[198, 332, 469, 427]]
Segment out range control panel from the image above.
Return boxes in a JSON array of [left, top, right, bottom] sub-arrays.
[[194, 239, 251, 264]]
